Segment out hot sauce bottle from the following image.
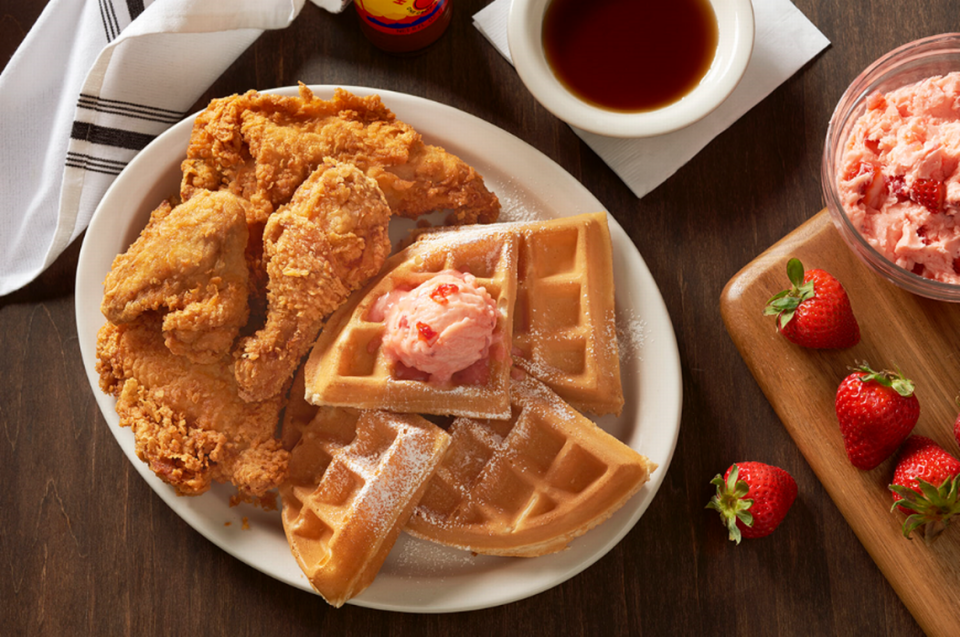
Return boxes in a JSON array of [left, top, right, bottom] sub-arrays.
[[354, 0, 452, 54]]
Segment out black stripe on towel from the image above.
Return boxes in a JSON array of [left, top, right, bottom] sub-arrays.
[[99, 0, 121, 41], [70, 121, 155, 151], [66, 151, 127, 169], [65, 151, 127, 176], [64, 158, 125, 177], [126, 0, 145, 21], [77, 96, 184, 125], [78, 94, 184, 118]]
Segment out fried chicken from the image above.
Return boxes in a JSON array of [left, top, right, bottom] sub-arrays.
[[233, 160, 392, 403], [180, 85, 500, 226], [96, 318, 288, 498], [100, 190, 250, 364], [365, 140, 502, 225], [94, 85, 503, 503]]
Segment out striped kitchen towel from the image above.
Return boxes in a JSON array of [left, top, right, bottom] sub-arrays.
[[0, 0, 328, 296]]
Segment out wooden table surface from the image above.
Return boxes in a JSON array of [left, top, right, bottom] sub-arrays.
[[3, 1, 956, 635]]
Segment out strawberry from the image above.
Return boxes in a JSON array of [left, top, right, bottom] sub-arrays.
[[861, 162, 888, 209], [889, 435, 960, 544], [889, 175, 909, 202], [707, 462, 797, 544], [763, 258, 860, 349], [835, 363, 920, 470], [909, 178, 945, 213], [844, 161, 887, 208]]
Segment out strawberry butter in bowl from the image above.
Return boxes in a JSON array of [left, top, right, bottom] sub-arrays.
[[823, 34, 960, 301]]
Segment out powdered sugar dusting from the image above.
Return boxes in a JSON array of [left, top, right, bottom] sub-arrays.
[[499, 201, 543, 223], [345, 418, 444, 538], [616, 307, 647, 364], [515, 375, 577, 423], [493, 177, 552, 223], [389, 536, 479, 578]]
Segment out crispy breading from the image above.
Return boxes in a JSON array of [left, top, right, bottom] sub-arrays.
[[233, 160, 392, 403], [180, 85, 500, 225], [100, 190, 250, 364], [96, 319, 287, 499]]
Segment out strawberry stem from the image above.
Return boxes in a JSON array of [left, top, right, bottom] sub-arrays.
[[889, 475, 960, 545], [852, 362, 915, 397], [706, 464, 754, 545], [763, 258, 815, 329]]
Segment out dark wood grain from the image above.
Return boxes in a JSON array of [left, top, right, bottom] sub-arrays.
[[3, 1, 953, 635]]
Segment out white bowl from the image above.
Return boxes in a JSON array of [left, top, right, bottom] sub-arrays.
[[508, 0, 755, 138]]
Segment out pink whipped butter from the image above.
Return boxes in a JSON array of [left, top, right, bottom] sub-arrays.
[[371, 270, 499, 383], [837, 72, 960, 283]]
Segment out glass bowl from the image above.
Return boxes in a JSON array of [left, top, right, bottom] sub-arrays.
[[822, 33, 960, 302]]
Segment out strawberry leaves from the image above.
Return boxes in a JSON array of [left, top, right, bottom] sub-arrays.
[[850, 362, 915, 397], [763, 258, 814, 329], [889, 435, 960, 544], [890, 476, 960, 544], [707, 465, 754, 545]]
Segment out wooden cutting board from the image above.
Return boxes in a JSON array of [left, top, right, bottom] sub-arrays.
[[720, 209, 960, 637]]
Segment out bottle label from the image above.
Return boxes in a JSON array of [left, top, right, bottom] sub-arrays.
[[355, 0, 447, 36]]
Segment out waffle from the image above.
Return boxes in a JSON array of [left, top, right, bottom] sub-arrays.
[[303, 224, 520, 419], [404, 374, 656, 557], [304, 212, 623, 418], [399, 212, 623, 415], [279, 383, 451, 607], [511, 212, 623, 416]]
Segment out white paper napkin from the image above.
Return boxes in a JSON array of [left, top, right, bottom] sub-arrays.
[[0, 0, 353, 297], [312, 0, 352, 13], [474, 0, 830, 199]]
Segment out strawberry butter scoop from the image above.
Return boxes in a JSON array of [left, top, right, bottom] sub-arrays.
[[373, 270, 499, 383]]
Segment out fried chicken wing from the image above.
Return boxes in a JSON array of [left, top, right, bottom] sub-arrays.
[[96, 318, 288, 498], [100, 190, 250, 364], [180, 85, 500, 225], [368, 140, 501, 224], [234, 160, 392, 403]]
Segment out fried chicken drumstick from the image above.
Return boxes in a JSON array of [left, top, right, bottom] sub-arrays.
[[234, 160, 393, 403]]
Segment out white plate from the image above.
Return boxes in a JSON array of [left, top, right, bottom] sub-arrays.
[[75, 85, 682, 613]]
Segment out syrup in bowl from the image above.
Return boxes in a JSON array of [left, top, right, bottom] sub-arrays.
[[542, 0, 719, 112]]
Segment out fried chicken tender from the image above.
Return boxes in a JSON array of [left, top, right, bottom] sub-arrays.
[[100, 190, 250, 364], [234, 160, 392, 403], [180, 85, 500, 225], [96, 319, 288, 498]]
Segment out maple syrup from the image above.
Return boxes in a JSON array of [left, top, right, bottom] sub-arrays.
[[543, 0, 719, 112]]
